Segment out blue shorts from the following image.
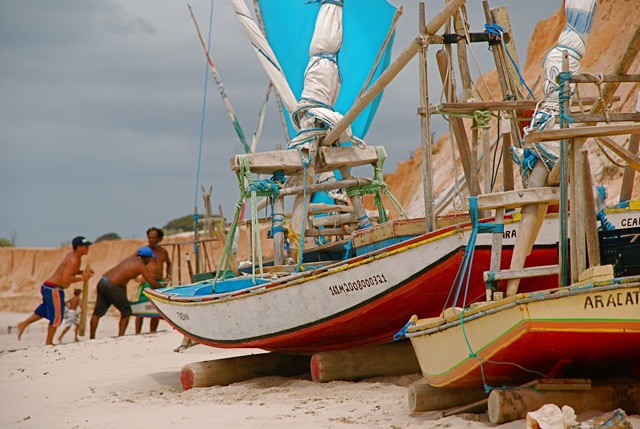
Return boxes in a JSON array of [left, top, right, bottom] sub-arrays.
[[34, 282, 65, 327], [93, 277, 132, 318]]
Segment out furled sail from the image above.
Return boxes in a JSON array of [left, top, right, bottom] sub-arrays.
[[516, 0, 598, 174], [257, 0, 400, 143]]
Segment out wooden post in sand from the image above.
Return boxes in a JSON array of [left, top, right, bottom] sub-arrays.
[[180, 353, 311, 390], [78, 264, 90, 337], [310, 340, 421, 382], [488, 380, 640, 424], [408, 379, 487, 413]]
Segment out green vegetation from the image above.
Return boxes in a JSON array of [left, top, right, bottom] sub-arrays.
[[162, 213, 224, 236], [95, 232, 121, 242], [0, 237, 14, 247]]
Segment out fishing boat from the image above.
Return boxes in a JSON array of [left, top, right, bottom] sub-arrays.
[[146, 0, 640, 356], [403, 0, 640, 390], [405, 277, 640, 388]]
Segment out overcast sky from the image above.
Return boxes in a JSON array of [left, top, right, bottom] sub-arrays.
[[0, 1, 557, 247]]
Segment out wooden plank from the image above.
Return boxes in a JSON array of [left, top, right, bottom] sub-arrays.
[[230, 150, 304, 174], [620, 133, 640, 202], [319, 145, 384, 171], [571, 113, 640, 123], [277, 177, 373, 198], [596, 135, 640, 173], [433, 100, 537, 114], [308, 203, 354, 215], [470, 187, 560, 211], [78, 264, 91, 337], [523, 123, 640, 144], [483, 264, 559, 282], [570, 73, 640, 83], [432, 97, 620, 115], [532, 378, 591, 391], [491, 6, 525, 99], [436, 49, 480, 197], [230, 146, 383, 175]]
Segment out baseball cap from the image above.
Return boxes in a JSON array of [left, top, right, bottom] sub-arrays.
[[72, 236, 92, 247], [137, 246, 156, 258]]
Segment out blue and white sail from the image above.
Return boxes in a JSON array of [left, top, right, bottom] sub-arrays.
[[515, 0, 598, 176], [257, 0, 399, 146]]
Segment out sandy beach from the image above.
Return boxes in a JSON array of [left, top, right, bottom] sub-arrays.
[[0, 311, 637, 429]]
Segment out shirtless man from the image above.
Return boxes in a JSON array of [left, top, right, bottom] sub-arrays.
[[17, 236, 93, 345], [135, 227, 171, 334], [90, 246, 162, 339], [57, 288, 82, 343]]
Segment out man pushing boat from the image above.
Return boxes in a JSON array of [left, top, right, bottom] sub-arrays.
[[89, 246, 162, 339]]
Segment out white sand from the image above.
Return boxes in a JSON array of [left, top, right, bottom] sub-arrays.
[[1, 312, 638, 429]]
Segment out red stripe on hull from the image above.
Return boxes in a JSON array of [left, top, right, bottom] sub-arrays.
[[429, 322, 640, 387]]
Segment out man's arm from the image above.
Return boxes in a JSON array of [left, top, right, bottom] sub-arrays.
[[141, 266, 163, 289], [61, 258, 92, 285]]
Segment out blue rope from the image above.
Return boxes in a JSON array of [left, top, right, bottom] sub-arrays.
[[485, 23, 535, 100], [445, 197, 503, 311], [558, 71, 575, 125]]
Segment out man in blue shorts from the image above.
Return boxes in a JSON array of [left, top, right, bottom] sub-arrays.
[[89, 246, 163, 339], [17, 236, 94, 345]]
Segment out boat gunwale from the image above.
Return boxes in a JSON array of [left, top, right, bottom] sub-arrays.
[[406, 278, 640, 337]]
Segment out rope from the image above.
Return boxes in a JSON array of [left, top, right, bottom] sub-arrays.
[[557, 70, 575, 126], [484, 23, 536, 100], [444, 197, 504, 312]]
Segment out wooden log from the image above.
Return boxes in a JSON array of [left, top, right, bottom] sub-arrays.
[[436, 49, 479, 197], [483, 264, 558, 282], [180, 353, 311, 390], [620, 133, 640, 202], [487, 380, 640, 424], [523, 123, 640, 145], [431, 97, 620, 115], [582, 148, 600, 266], [310, 340, 421, 382], [230, 145, 382, 175], [570, 73, 640, 83], [78, 263, 91, 337], [491, 5, 525, 102], [596, 135, 640, 173], [572, 137, 587, 280], [502, 132, 514, 191], [571, 113, 640, 123], [419, 3, 436, 232], [408, 378, 487, 413], [470, 187, 560, 211]]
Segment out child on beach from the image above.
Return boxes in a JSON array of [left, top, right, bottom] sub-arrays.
[[58, 288, 82, 343]]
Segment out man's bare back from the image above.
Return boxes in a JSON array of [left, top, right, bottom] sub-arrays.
[[146, 246, 170, 280], [104, 255, 161, 289]]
